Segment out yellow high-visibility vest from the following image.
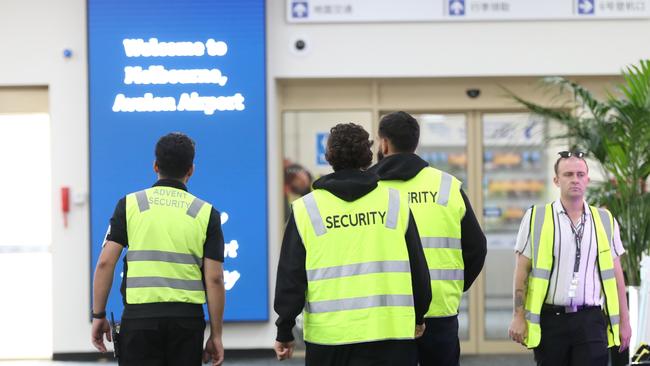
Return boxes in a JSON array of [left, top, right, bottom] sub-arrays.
[[524, 204, 620, 348], [292, 186, 415, 345], [125, 186, 211, 304], [380, 167, 465, 318]]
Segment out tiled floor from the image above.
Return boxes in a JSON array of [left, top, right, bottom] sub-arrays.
[[0, 354, 536, 365]]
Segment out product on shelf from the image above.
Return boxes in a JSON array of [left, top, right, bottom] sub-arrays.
[[487, 179, 546, 197], [503, 206, 525, 220], [448, 153, 467, 168], [492, 152, 522, 167]]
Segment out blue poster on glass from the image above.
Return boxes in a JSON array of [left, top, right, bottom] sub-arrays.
[[316, 132, 329, 166], [88, 0, 267, 321]]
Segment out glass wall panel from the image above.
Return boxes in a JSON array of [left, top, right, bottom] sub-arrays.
[[414, 113, 470, 340], [482, 113, 551, 340], [0, 113, 52, 359]]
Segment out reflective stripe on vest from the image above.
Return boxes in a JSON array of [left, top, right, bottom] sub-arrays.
[[421, 237, 461, 249], [293, 186, 415, 345], [127, 250, 203, 267], [430, 269, 464, 280], [125, 186, 211, 305], [437, 172, 453, 207], [593, 206, 620, 348], [524, 204, 620, 348], [135, 190, 150, 212], [378, 167, 465, 318], [523, 204, 552, 349], [306, 260, 411, 281], [303, 192, 327, 236], [305, 294, 414, 313], [127, 277, 204, 291], [186, 197, 206, 218]]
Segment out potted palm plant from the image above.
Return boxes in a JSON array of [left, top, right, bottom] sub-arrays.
[[511, 60, 650, 364], [512, 60, 650, 285]]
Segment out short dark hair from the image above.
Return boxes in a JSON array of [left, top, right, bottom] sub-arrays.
[[285, 163, 313, 183], [378, 111, 420, 153], [155, 132, 195, 179], [325, 123, 373, 171], [554, 154, 589, 175]]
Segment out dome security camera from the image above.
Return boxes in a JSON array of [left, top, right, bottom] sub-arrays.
[[294, 39, 306, 51], [466, 89, 481, 98], [290, 36, 310, 55]]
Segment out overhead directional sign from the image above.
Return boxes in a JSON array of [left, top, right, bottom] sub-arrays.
[[287, 0, 650, 22], [449, 0, 466, 16], [578, 0, 596, 14], [292, 1, 309, 18]]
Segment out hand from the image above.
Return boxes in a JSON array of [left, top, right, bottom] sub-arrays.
[[508, 314, 527, 346], [202, 335, 224, 366], [274, 340, 295, 361], [619, 318, 632, 352], [414, 323, 426, 338], [91, 318, 112, 353]]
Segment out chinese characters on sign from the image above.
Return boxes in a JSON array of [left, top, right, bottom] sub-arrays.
[[287, 0, 650, 22]]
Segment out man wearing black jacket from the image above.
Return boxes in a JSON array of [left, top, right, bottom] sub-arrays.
[[274, 123, 432, 366], [369, 111, 487, 366]]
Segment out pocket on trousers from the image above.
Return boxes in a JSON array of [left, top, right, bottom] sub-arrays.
[[119, 318, 164, 362], [586, 311, 608, 344]]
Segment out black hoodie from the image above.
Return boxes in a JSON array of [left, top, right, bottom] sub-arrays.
[[274, 169, 432, 342], [368, 153, 487, 293]]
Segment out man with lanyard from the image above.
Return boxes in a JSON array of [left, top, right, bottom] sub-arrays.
[[274, 123, 432, 365], [369, 111, 487, 366], [508, 150, 632, 365], [91, 132, 225, 366]]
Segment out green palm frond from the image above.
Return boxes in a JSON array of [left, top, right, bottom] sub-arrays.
[[513, 60, 650, 285]]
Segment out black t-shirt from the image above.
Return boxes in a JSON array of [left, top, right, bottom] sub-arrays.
[[104, 179, 224, 318]]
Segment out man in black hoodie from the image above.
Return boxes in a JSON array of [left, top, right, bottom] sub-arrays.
[[274, 123, 432, 366], [369, 112, 487, 366]]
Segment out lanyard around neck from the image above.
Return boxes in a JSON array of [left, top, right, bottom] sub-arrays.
[[567, 211, 586, 273], [560, 202, 586, 273]]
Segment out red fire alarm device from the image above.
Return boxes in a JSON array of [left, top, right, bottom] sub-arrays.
[[61, 187, 70, 228]]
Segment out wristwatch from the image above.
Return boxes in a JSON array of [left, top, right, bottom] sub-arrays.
[[92, 311, 106, 319]]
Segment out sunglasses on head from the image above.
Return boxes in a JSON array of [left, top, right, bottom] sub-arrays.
[[558, 150, 586, 158]]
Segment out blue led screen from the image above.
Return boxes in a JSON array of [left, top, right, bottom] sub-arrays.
[[88, 0, 267, 321]]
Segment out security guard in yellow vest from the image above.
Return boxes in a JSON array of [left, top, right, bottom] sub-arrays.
[[369, 111, 487, 366], [508, 151, 631, 366], [91, 133, 226, 366], [274, 123, 432, 366]]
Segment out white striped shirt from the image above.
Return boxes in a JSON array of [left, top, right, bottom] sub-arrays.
[[515, 199, 624, 306]]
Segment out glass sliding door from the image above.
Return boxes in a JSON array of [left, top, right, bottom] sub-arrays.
[[413, 113, 470, 340], [481, 113, 551, 340], [0, 113, 52, 359]]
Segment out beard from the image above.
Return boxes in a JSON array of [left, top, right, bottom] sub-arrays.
[[377, 150, 384, 162]]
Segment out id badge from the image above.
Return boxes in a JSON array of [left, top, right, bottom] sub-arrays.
[[567, 273, 579, 298]]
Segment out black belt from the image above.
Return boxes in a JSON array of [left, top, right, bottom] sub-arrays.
[[541, 304, 601, 314]]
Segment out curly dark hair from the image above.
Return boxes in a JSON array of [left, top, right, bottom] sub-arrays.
[[155, 132, 195, 179], [325, 123, 373, 171]]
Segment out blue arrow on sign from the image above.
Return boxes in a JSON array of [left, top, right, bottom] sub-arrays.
[[316, 133, 329, 165], [577, 0, 595, 14], [449, 0, 465, 16], [292, 1, 309, 18]]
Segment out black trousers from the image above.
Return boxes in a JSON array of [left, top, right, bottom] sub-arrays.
[[118, 317, 205, 366], [305, 340, 418, 366], [533, 307, 609, 366], [416, 316, 460, 366]]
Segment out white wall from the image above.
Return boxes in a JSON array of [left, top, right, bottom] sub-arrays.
[[0, 0, 90, 354], [1, 0, 649, 354], [268, 2, 650, 78]]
